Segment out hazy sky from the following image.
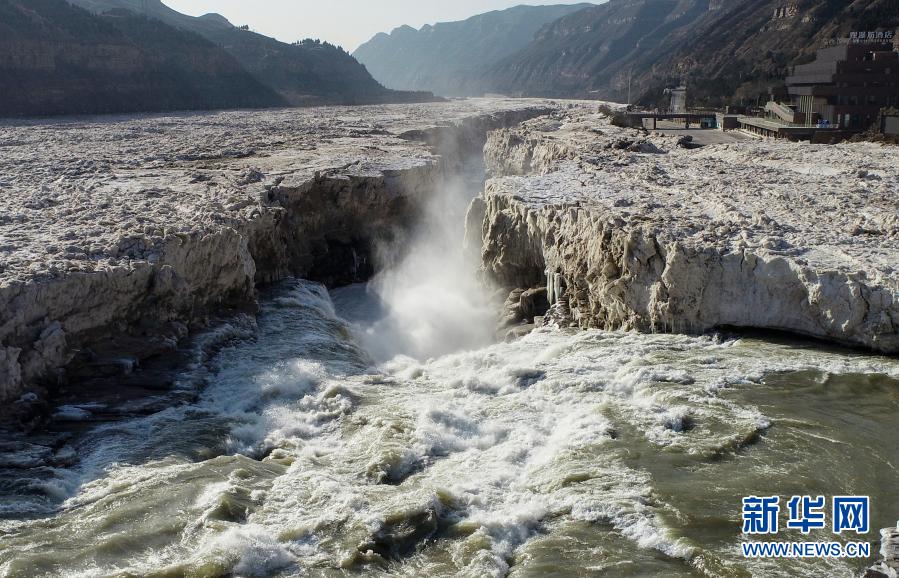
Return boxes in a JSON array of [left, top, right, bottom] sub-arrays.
[[163, 1, 593, 52]]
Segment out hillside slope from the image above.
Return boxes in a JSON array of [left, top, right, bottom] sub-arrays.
[[482, 0, 707, 100], [643, 0, 899, 106], [481, 0, 899, 106], [69, 0, 434, 106], [353, 4, 592, 97], [0, 0, 282, 117]]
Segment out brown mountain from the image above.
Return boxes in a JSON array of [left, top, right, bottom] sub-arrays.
[[639, 0, 899, 106], [481, 0, 709, 100], [480, 0, 899, 107]]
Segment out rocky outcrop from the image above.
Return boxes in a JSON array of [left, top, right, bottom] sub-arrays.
[[0, 100, 554, 413], [470, 108, 899, 352], [482, 116, 577, 177], [0, 170, 430, 409]]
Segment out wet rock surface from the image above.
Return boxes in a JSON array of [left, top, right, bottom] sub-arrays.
[[867, 527, 899, 577], [497, 286, 549, 340], [0, 99, 555, 409], [471, 107, 899, 352]]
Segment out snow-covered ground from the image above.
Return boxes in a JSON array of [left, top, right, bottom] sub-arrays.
[[0, 99, 552, 284], [0, 99, 555, 405], [486, 110, 898, 280], [475, 109, 899, 351]]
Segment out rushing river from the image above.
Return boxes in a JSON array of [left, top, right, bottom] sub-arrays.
[[2, 161, 898, 577], [0, 277, 897, 578]]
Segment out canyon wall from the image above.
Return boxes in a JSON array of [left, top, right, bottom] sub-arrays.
[[470, 108, 899, 352], [0, 167, 432, 407], [0, 102, 552, 413]]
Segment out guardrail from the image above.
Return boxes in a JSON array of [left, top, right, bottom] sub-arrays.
[[764, 101, 797, 124]]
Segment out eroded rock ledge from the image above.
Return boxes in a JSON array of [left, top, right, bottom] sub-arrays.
[[470, 108, 899, 352], [0, 100, 554, 408]]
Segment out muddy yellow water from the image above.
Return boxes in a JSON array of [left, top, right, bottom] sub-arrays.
[[1, 281, 896, 577]]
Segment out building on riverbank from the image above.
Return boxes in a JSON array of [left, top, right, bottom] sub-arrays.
[[739, 32, 899, 139], [787, 35, 898, 130]]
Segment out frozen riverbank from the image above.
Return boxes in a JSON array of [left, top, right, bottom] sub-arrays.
[[0, 100, 554, 411], [2, 102, 898, 578], [470, 109, 899, 353], [4, 100, 898, 419]]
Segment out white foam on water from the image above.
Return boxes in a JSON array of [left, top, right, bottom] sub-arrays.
[[414, 407, 509, 455], [195, 524, 296, 577], [3, 279, 899, 577], [353, 175, 500, 363]]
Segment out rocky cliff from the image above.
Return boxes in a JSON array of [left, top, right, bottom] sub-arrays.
[[481, 0, 711, 100], [639, 0, 899, 107], [468, 107, 899, 352], [352, 4, 590, 97], [0, 100, 553, 419]]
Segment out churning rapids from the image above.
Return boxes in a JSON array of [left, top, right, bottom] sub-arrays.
[[1, 173, 898, 578]]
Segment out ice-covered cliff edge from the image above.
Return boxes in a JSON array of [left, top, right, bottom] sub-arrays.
[[0, 100, 553, 410], [471, 109, 899, 352]]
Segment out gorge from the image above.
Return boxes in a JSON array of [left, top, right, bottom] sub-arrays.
[[1, 100, 898, 577]]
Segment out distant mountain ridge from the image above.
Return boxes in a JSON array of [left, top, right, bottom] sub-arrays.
[[353, 4, 592, 97], [0, 0, 434, 118], [483, 0, 899, 106], [64, 0, 235, 34], [67, 0, 435, 107], [481, 0, 711, 100], [358, 0, 899, 107], [0, 0, 282, 117]]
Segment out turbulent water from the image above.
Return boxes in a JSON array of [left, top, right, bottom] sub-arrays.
[[1, 277, 897, 578], [1, 161, 898, 577]]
